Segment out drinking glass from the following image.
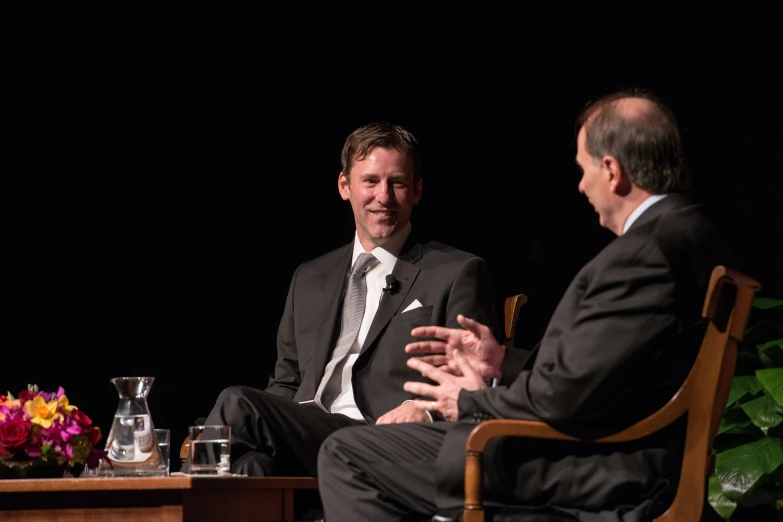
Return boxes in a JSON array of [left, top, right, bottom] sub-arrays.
[[154, 429, 171, 476], [188, 425, 231, 475]]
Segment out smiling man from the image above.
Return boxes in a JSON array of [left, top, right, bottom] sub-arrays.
[[185, 122, 500, 479]]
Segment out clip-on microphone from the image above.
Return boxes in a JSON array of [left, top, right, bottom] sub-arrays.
[[383, 274, 400, 295]]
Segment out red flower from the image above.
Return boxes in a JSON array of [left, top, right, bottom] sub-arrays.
[[24, 431, 44, 458], [0, 420, 33, 454], [18, 390, 37, 402], [87, 426, 102, 446], [0, 395, 7, 402], [71, 409, 93, 427]]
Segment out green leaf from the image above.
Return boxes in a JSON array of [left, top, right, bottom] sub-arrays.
[[757, 368, 783, 406], [6, 391, 15, 400], [717, 407, 753, 436], [727, 376, 764, 407], [717, 419, 756, 436], [715, 438, 783, 501], [742, 321, 783, 351], [753, 298, 783, 310], [758, 340, 783, 368], [708, 473, 737, 520], [777, 498, 783, 510], [737, 482, 783, 507], [739, 393, 783, 434]]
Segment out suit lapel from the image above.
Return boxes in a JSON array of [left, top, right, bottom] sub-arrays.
[[360, 242, 423, 355], [312, 244, 353, 383]]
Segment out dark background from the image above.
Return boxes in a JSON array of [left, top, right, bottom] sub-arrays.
[[4, 6, 775, 470]]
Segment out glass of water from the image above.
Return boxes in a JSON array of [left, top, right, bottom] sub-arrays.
[[188, 425, 231, 475], [154, 429, 171, 476]]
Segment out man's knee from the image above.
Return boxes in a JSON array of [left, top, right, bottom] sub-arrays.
[[318, 427, 363, 473], [215, 385, 257, 407]]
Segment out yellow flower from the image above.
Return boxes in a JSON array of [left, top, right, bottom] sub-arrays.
[[25, 396, 63, 428], [58, 395, 78, 414]]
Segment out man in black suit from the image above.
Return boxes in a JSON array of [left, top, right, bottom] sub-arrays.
[[189, 122, 499, 476], [317, 90, 735, 521]]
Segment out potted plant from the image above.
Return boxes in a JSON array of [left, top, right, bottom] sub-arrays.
[[709, 297, 783, 519]]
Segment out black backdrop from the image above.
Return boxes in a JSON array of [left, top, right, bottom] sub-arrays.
[[4, 6, 774, 470]]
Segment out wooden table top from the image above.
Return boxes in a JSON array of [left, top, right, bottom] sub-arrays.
[[0, 475, 318, 493]]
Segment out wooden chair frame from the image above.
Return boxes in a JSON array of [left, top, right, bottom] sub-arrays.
[[461, 266, 760, 522], [503, 294, 527, 347]]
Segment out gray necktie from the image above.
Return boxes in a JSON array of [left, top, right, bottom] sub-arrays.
[[314, 252, 378, 411]]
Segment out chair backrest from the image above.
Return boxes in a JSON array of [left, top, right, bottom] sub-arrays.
[[503, 294, 527, 347], [652, 266, 760, 521], [584, 266, 760, 521]]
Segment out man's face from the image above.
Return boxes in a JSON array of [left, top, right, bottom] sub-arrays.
[[338, 147, 422, 250], [576, 126, 613, 230]]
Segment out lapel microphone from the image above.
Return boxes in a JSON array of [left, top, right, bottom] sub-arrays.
[[383, 274, 400, 295]]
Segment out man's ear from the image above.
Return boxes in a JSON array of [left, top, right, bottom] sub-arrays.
[[602, 156, 629, 194], [338, 171, 350, 201]]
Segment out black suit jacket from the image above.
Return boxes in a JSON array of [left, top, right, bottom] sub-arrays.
[[265, 235, 500, 423], [437, 195, 735, 520]]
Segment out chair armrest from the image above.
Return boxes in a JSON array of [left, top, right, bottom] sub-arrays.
[[466, 419, 578, 453]]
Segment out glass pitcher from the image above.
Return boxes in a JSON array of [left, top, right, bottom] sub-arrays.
[[99, 377, 166, 477]]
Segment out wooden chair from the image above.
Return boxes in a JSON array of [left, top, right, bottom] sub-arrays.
[[503, 294, 527, 347], [459, 266, 760, 522]]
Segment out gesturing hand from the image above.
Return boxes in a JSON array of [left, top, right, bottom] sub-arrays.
[[405, 314, 505, 379], [403, 349, 486, 421]]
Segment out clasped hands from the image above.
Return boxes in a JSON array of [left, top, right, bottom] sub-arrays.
[[401, 314, 505, 421]]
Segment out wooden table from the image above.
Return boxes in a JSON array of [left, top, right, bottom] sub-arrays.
[[0, 475, 319, 522]]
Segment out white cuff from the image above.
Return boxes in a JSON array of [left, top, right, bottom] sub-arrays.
[[403, 399, 433, 423]]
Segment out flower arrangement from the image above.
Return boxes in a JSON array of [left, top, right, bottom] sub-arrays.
[[0, 384, 106, 474]]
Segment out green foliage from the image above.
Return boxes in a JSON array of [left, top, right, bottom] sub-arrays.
[[709, 298, 783, 519]]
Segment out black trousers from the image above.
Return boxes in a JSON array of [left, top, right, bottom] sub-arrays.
[[318, 421, 450, 521], [186, 386, 363, 476]]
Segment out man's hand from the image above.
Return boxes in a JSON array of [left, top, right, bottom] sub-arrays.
[[403, 350, 486, 421], [405, 314, 505, 379], [375, 400, 432, 424]]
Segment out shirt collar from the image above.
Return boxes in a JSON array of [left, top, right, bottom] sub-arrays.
[[622, 194, 668, 234], [351, 221, 411, 269]]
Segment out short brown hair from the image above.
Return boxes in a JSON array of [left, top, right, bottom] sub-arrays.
[[340, 123, 421, 182]]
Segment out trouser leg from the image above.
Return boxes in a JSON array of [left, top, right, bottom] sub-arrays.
[[185, 386, 361, 476], [318, 421, 448, 521]]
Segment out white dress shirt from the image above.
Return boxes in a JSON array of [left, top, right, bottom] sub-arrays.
[[622, 194, 668, 234], [322, 223, 411, 421]]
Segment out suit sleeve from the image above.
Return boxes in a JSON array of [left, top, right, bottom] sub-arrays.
[[265, 264, 303, 400], [445, 256, 501, 341], [458, 240, 678, 425]]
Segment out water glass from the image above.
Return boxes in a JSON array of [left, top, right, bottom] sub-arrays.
[[188, 425, 231, 475], [154, 429, 171, 476]]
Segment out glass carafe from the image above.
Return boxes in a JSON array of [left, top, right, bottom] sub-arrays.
[[99, 377, 166, 477]]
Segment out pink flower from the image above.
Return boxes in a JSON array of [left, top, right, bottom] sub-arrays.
[[38, 387, 65, 403], [0, 403, 24, 422], [24, 431, 43, 457]]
